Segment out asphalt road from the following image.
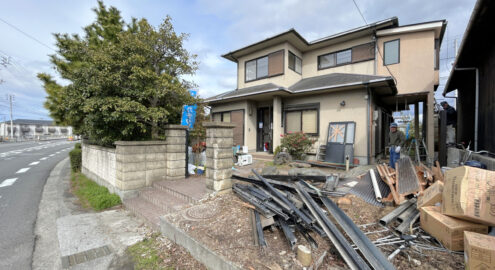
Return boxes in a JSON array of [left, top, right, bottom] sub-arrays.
[[0, 139, 76, 270]]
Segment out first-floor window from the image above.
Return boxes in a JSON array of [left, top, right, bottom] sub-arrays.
[[212, 112, 231, 122], [285, 108, 318, 134]]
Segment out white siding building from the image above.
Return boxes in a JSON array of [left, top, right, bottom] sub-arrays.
[[0, 119, 73, 141]]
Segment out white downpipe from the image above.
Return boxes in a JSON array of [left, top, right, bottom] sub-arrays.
[[370, 169, 382, 202]]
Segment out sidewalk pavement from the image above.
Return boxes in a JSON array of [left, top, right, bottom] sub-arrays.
[[32, 158, 149, 269]]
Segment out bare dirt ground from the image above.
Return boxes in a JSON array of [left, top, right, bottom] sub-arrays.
[[162, 160, 464, 270]]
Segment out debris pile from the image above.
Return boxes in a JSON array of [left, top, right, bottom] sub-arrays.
[[233, 169, 396, 270]]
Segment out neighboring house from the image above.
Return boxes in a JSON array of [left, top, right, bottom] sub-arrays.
[[0, 119, 73, 140], [443, 0, 494, 154], [206, 17, 446, 165]]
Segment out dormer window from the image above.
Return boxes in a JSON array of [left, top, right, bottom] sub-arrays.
[[245, 50, 284, 82]]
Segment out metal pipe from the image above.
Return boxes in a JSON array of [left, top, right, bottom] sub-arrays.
[[369, 169, 382, 202], [396, 204, 417, 223], [395, 210, 420, 234], [294, 182, 370, 270], [454, 67, 479, 151], [366, 84, 371, 165], [318, 197, 395, 270], [379, 198, 417, 226]]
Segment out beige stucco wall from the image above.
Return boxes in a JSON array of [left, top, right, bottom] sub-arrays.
[[280, 88, 369, 162], [237, 43, 302, 89], [302, 36, 376, 78], [376, 31, 436, 94], [210, 100, 257, 151]]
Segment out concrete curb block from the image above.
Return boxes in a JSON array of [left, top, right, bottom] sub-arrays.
[[159, 216, 240, 270]]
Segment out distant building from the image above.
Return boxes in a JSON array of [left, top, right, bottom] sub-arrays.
[[0, 119, 73, 141]]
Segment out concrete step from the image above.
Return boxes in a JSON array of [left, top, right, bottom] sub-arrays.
[[153, 178, 206, 204], [138, 187, 189, 212], [123, 197, 168, 231]]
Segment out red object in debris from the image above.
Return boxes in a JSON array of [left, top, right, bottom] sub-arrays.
[[353, 158, 360, 165], [264, 142, 270, 151]]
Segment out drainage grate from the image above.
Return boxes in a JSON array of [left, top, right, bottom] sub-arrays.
[[349, 170, 390, 207], [61, 245, 112, 269]]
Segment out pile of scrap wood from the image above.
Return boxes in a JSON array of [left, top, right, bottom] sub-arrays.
[[375, 157, 444, 205], [232, 169, 396, 270]]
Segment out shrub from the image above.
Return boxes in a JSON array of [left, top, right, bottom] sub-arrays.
[[279, 132, 316, 160], [72, 173, 121, 211], [74, 143, 81, 149], [69, 147, 82, 172]]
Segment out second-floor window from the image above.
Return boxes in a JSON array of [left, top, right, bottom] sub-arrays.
[[288, 51, 302, 74], [319, 49, 352, 69], [245, 50, 284, 82], [317, 42, 375, 70], [384, 39, 400, 65]]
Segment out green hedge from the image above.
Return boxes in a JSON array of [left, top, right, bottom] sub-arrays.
[[74, 143, 82, 149], [69, 148, 82, 172]]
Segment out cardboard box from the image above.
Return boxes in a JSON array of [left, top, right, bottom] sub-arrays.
[[417, 181, 444, 209], [464, 231, 495, 269], [442, 166, 495, 226], [420, 206, 488, 251]]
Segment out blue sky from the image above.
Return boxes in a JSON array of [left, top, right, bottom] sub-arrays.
[[0, 0, 476, 121]]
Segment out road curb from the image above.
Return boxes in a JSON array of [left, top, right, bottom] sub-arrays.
[[32, 157, 70, 270]]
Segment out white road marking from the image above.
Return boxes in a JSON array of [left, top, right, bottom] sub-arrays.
[[40, 157, 48, 160], [0, 178, 18, 188], [49, 154, 55, 157], [16, 168, 30, 174], [29, 161, 40, 166]]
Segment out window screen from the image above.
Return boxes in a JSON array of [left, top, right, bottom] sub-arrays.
[[336, 50, 352, 65], [302, 110, 317, 133], [384, 39, 399, 65], [286, 111, 301, 133], [256, 57, 268, 78], [246, 60, 256, 81]]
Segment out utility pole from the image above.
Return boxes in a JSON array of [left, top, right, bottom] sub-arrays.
[[8, 94, 14, 140]]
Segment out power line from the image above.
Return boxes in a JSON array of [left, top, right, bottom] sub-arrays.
[[350, 0, 397, 85], [0, 17, 56, 52]]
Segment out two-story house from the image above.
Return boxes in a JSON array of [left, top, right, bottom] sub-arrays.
[[206, 17, 446, 165]]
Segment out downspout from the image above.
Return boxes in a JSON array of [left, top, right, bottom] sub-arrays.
[[454, 67, 479, 151], [366, 84, 371, 165]]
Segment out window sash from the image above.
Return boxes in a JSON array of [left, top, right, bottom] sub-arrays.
[[319, 53, 335, 69], [302, 110, 317, 133], [245, 60, 256, 81], [285, 111, 301, 133], [384, 39, 399, 65], [213, 113, 221, 122], [256, 56, 268, 78], [336, 49, 352, 65], [295, 56, 302, 74], [222, 112, 231, 123]]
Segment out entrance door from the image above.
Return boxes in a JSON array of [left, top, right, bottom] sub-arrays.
[[325, 122, 356, 164], [256, 107, 273, 152]]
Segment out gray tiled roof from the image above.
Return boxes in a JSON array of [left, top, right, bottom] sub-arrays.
[[289, 73, 390, 92], [206, 73, 393, 103], [206, 83, 286, 102], [1, 119, 55, 125]]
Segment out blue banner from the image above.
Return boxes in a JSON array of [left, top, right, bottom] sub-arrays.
[[181, 90, 198, 129]]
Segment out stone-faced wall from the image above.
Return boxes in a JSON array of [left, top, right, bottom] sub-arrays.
[[204, 122, 235, 193], [81, 125, 189, 199]]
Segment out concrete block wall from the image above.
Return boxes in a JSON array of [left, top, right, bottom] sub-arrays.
[[114, 141, 168, 191], [204, 122, 235, 193], [164, 125, 187, 179], [82, 144, 117, 187]]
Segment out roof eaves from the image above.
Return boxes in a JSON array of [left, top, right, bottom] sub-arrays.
[[309, 17, 398, 45], [290, 76, 395, 94], [207, 87, 290, 103]]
